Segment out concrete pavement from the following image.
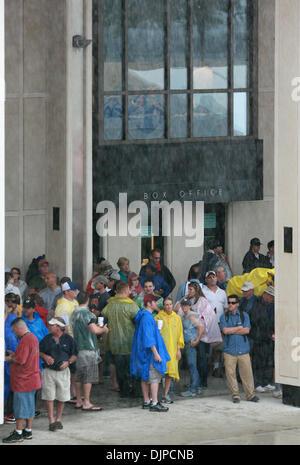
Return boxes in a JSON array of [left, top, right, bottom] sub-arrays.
[[1, 376, 300, 445]]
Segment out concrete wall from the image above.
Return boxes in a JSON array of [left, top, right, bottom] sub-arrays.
[[274, 0, 300, 386], [5, 0, 93, 286], [5, 0, 48, 274], [227, 0, 275, 275]]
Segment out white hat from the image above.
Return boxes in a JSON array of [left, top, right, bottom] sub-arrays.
[[264, 285, 275, 297], [241, 281, 254, 292], [48, 318, 66, 328]]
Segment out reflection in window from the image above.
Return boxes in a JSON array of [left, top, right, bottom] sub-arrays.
[[170, 94, 188, 138], [233, 92, 249, 136], [128, 0, 165, 90], [170, 0, 188, 90], [104, 0, 123, 91], [104, 96, 123, 140], [193, 0, 229, 90], [234, 0, 249, 88], [128, 94, 165, 139], [193, 93, 228, 137]]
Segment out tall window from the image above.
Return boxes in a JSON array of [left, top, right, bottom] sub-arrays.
[[94, 0, 256, 143]]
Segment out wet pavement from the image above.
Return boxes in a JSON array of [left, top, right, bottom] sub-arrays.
[[2, 369, 300, 445]]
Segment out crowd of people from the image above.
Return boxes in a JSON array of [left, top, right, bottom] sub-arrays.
[[2, 237, 277, 443]]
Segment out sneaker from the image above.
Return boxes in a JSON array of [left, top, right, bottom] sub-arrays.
[[161, 394, 173, 404], [149, 402, 169, 412], [142, 401, 152, 409], [248, 395, 260, 402], [255, 385, 266, 393], [4, 414, 16, 424], [272, 390, 282, 399], [197, 387, 203, 396], [233, 397, 240, 404], [54, 421, 63, 430], [263, 384, 276, 392], [22, 429, 33, 440], [2, 430, 24, 443], [180, 390, 197, 398]]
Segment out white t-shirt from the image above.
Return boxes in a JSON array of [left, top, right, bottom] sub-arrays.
[[202, 285, 228, 323]]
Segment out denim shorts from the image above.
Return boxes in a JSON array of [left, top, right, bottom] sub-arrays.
[[13, 390, 36, 419]]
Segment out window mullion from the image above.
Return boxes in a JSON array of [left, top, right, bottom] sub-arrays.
[[188, 0, 193, 138], [123, 0, 128, 140], [166, 0, 170, 139], [229, 0, 234, 137]]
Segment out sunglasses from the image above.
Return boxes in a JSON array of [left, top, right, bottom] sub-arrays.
[[228, 301, 238, 305]]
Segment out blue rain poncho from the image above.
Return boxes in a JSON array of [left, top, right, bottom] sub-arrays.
[[130, 309, 170, 381], [4, 313, 19, 401]]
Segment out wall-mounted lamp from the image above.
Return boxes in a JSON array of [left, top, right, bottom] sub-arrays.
[[72, 35, 93, 49]]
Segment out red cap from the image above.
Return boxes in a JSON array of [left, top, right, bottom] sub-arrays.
[[144, 294, 159, 306]]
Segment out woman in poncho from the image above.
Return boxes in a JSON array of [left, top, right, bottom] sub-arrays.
[[155, 298, 184, 404]]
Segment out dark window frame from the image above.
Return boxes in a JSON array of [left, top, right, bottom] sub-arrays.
[[93, 0, 258, 145]]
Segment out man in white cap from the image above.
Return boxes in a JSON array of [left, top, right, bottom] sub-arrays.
[[39, 317, 77, 431], [54, 281, 79, 336], [249, 286, 275, 393], [54, 281, 79, 401], [239, 281, 257, 315]]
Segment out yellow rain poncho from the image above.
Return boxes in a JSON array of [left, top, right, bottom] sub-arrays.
[[226, 267, 274, 298], [154, 310, 184, 381]]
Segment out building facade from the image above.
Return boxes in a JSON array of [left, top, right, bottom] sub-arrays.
[[8, 0, 300, 419]]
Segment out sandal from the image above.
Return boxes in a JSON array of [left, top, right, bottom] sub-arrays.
[[49, 423, 57, 432], [81, 405, 103, 412]]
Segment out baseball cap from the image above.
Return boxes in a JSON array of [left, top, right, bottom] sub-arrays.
[[264, 285, 275, 297], [205, 270, 216, 278], [144, 294, 160, 306], [108, 271, 121, 281], [48, 317, 66, 328], [62, 281, 78, 292], [181, 298, 192, 307], [250, 237, 262, 246], [241, 281, 255, 292], [91, 275, 109, 289], [23, 297, 36, 309]]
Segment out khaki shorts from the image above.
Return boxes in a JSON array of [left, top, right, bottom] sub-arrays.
[[41, 368, 71, 402], [146, 364, 162, 385]]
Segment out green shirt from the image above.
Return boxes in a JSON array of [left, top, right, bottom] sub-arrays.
[[70, 307, 98, 352]]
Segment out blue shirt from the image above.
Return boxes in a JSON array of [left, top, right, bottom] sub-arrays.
[[220, 309, 251, 356], [239, 295, 257, 314]]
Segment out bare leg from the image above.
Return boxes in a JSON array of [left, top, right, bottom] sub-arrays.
[[25, 417, 34, 430], [164, 376, 172, 396], [81, 383, 93, 409], [150, 383, 159, 404], [16, 418, 24, 431], [55, 401, 65, 422], [75, 382, 83, 408], [45, 400, 55, 425], [141, 380, 150, 402]]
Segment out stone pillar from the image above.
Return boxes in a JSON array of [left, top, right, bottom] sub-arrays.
[[275, 0, 300, 404], [47, 0, 93, 286], [0, 0, 5, 425]]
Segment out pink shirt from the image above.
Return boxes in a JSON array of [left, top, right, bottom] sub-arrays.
[[10, 332, 41, 393]]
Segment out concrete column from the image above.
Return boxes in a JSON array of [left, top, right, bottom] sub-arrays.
[[47, 0, 93, 286], [275, 0, 300, 402], [0, 0, 5, 425]]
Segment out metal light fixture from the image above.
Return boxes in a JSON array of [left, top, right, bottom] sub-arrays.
[[72, 35, 93, 49]]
